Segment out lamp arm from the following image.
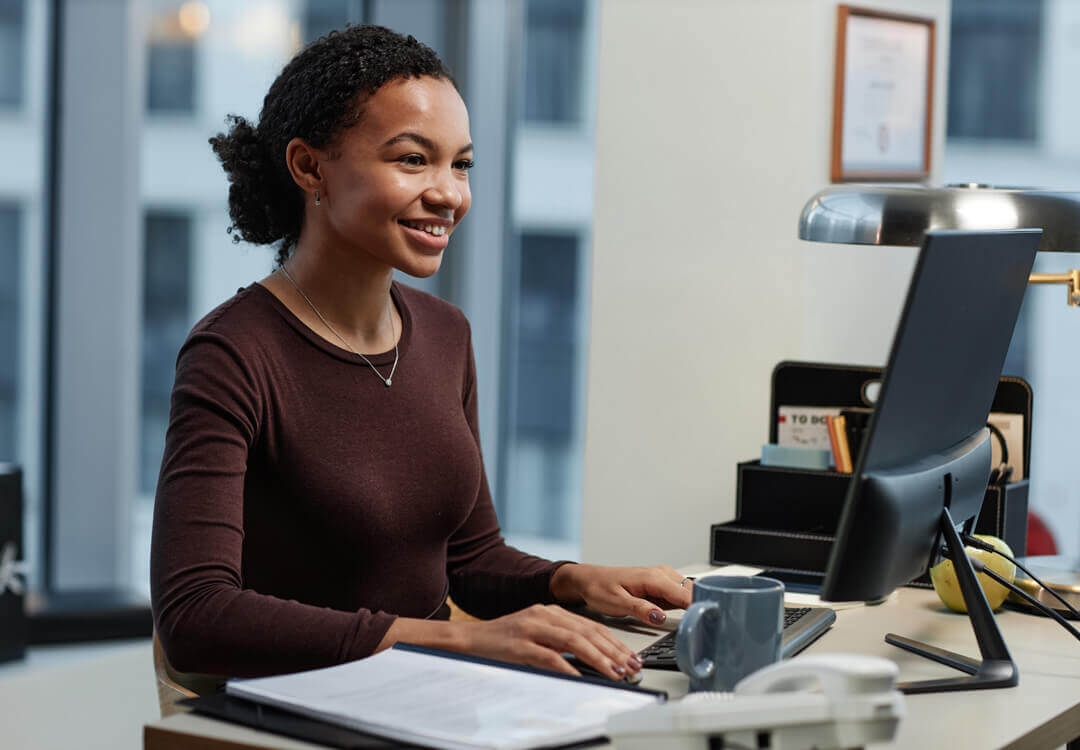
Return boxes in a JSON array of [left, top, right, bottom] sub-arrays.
[[1028, 270, 1080, 306]]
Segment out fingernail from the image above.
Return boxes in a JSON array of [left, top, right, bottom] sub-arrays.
[[613, 664, 626, 675], [629, 654, 643, 669], [648, 610, 666, 624]]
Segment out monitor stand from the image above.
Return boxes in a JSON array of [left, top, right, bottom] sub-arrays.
[[884, 508, 1019, 694]]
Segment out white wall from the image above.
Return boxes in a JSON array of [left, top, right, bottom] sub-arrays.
[[582, 0, 950, 566]]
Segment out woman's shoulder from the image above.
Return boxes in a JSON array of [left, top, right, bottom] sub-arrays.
[[189, 283, 276, 339], [180, 284, 286, 367]]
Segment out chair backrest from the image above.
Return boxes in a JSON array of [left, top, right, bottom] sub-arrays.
[[153, 632, 227, 717], [153, 633, 197, 717]]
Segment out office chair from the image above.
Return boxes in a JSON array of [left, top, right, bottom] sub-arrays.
[[152, 632, 226, 718]]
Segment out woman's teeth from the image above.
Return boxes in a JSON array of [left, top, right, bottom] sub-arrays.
[[402, 221, 447, 236]]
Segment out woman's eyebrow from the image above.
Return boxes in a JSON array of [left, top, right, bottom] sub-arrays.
[[382, 132, 473, 156]]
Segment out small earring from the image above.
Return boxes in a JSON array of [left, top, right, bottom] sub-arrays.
[[314, 190, 321, 206]]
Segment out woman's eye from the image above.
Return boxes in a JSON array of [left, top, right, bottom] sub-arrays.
[[454, 159, 475, 171], [399, 154, 425, 167]]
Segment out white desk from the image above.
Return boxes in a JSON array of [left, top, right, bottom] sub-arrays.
[[142, 588, 1080, 749]]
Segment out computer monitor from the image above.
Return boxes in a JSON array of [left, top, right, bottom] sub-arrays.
[[819, 228, 1041, 694]]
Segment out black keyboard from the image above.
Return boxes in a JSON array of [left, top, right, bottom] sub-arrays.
[[638, 605, 836, 670]]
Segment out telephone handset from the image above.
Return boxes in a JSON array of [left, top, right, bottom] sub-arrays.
[[607, 653, 905, 750]]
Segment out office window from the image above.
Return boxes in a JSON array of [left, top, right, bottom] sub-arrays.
[[0, 204, 20, 463], [500, 232, 583, 540], [948, 0, 1042, 141], [140, 211, 192, 496], [147, 41, 195, 113], [1, 0, 44, 596], [524, 0, 585, 124], [0, 0, 24, 108], [945, 0, 1080, 562]]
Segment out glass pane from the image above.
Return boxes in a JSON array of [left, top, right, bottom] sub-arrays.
[[147, 41, 196, 114], [140, 212, 192, 496], [500, 1, 596, 560], [944, 0, 1080, 561], [0, 204, 20, 461], [1, 0, 44, 590], [302, 0, 365, 45], [524, 0, 584, 124], [0, 0, 24, 108], [947, 0, 1042, 141], [502, 233, 581, 541], [145, 0, 202, 115]]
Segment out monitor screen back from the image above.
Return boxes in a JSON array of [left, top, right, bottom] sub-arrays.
[[859, 229, 1039, 475], [821, 228, 1040, 602]]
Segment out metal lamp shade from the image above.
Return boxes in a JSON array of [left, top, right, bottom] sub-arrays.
[[798, 185, 1080, 252]]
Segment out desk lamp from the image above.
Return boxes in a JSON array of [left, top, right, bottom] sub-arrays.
[[799, 184, 1080, 304]]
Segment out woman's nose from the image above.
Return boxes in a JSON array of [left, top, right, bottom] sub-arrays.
[[424, 173, 464, 210]]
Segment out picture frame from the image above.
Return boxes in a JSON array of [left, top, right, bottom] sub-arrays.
[[830, 4, 935, 182]]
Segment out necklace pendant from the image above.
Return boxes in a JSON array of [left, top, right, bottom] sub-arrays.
[[385, 378, 392, 387]]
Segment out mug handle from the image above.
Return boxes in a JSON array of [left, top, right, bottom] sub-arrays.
[[675, 600, 719, 680]]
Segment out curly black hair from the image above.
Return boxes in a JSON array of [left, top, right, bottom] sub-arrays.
[[209, 25, 454, 266]]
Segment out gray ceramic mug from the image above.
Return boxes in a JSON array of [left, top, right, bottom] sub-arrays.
[[674, 575, 784, 692]]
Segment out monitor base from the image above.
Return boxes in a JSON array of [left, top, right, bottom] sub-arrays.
[[886, 634, 1016, 693], [885, 507, 1019, 694]]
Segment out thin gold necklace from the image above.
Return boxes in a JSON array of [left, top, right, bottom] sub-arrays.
[[278, 265, 399, 387]]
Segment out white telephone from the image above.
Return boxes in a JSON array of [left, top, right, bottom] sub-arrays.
[[607, 653, 904, 750]]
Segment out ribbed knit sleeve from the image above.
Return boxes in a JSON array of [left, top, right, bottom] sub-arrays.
[[151, 325, 397, 677]]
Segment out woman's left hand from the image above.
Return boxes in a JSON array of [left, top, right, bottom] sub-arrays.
[[549, 564, 693, 626]]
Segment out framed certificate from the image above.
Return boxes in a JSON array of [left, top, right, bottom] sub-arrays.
[[831, 5, 935, 182]]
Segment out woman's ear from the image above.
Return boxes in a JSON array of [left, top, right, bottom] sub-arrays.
[[285, 137, 322, 199]]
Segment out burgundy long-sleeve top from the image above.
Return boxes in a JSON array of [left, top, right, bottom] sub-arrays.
[[150, 281, 566, 677]]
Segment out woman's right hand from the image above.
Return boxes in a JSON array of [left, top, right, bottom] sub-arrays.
[[379, 604, 643, 680], [460, 604, 643, 680]]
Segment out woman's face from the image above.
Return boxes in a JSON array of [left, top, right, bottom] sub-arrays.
[[316, 76, 473, 278]]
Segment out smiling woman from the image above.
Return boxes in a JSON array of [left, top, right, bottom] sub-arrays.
[[150, 23, 690, 687], [282, 76, 473, 282]]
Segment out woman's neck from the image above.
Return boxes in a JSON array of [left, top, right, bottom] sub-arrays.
[[273, 244, 399, 353]]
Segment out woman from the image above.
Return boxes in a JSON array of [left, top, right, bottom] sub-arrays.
[[150, 25, 689, 683]]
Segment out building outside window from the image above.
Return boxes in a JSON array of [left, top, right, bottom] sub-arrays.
[[140, 211, 192, 496], [947, 0, 1042, 141], [0, 0, 24, 109], [0, 204, 20, 464], [944, 0, 1080, 560], [146, 1, 202, 115], [0, 0, 24, 108], [523, 0, 585, 125], [497, 1, 598, 560], [501, 232, 582, 541], [0, 0, 46, 592], [301, 0, 366, 44]]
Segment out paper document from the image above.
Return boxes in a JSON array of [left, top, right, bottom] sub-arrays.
[[226, 644, 663, 750]]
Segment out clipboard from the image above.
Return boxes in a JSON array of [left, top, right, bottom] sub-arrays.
[[190, 644, 665, 750], [180, 691, 414, 749]]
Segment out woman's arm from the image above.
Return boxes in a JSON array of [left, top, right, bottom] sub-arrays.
[[151, 331, 397, 676]]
